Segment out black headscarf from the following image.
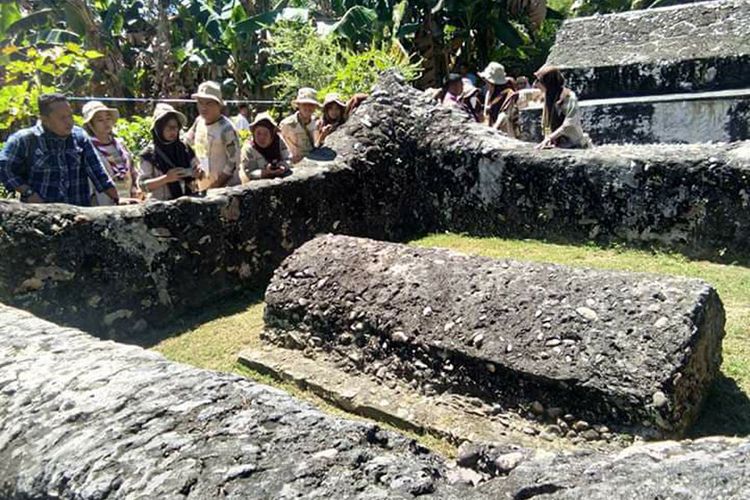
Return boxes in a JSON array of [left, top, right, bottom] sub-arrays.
[[252, 120, 283, 164], [140, 112, 196, 199]]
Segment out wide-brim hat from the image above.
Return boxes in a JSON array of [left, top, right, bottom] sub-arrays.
[[293, 87, 321, 108], [249, 111, 278, 130], [323, 93, 346, 108], [82, 101, 119, 124], [479, 62, 510, 85], [151, 103, 187, 130], [191, 80, 225, 106]]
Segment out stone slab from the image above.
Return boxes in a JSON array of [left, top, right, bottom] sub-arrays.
[[546, 0, 750, 99], [263, 235, 726, 437], [518, 90, 750, 144], [0, 304, 480, 499], [238, 342, 618, 451]]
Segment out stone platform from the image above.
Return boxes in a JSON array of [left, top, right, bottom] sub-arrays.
[[518, 89, 750, 144], [547, 0, 750, 100], [262, 235, 725, 438]]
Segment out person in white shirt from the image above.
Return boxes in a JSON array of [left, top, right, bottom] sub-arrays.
[[185, 81, 242, 190]]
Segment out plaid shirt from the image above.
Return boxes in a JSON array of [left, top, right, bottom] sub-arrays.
[[0, 124, 114, 206]]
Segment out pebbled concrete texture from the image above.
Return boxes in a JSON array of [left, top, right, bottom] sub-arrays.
[[263, 235, 725, 438]]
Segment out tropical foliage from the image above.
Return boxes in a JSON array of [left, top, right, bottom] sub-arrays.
[[0, 41, 101, 134]]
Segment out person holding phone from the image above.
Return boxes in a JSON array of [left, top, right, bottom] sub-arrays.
[[240, 112, 292, 183], [138, 103, 205, 201]]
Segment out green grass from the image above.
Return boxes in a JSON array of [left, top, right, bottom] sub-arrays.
[[152, 234, 750, 442]]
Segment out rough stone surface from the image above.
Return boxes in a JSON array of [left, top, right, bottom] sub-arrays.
[[2, 73, 749, 340], [0, 304, 476, 499], [519, 91, 750, 144], [263, 235, 725, 437], [547, 0, 750, 99], [475, 437, 750, 499], [1, 304, 749, 498]]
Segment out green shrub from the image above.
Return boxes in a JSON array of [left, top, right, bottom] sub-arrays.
[[114, 116, 152, 155], [321, 45, 421, 100]]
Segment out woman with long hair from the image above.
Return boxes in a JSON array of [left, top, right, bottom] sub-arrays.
[[533, 66, 591, 149]]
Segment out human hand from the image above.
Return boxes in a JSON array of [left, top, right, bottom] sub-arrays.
[[193, 166, 206, 180], [535, 137, 554, 150], [165, 168, 190, 182]]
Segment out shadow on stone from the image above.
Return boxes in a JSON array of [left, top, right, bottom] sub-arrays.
[[689, 374, 750, 438], [128, 289, 265, 349]]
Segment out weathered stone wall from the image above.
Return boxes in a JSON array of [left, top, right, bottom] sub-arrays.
[[546, 0, 750, 100], [0, 304, 474, 499], [519, 91, 750, 144], [2, 73, 749, 340], [2, 303, 749, 498], [0, 165, 372, 340], [263, 235, 725, 437]]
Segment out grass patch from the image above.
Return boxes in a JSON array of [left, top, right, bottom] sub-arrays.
[[152, 234, 750, 443]]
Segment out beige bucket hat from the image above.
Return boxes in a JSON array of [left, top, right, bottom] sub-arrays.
[[151, 103, 188, 130], [323, 93, 346, 108], [191, 81, 225, 106], [249, 111, 278, 129], [479, 62, 510, 85], [82, 101, 119, 124], [293, 87, 321, 108]]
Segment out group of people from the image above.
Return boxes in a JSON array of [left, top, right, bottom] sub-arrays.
[[435, 62, 590, 150], [0, 81, 362, 206], [0, 63, 588, 207]]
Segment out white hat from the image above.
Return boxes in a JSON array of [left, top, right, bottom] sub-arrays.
[[249, 111, 278, 129], [151, 102, 188, 130], [479, 62, 510, 85], [82, 101, 119, 125], [293, 87, 321, 108], [323, 93, 346, 108], [191, 81, 224, 106]]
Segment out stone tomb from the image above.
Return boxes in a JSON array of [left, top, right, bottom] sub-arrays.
[[258, 234, 725, 440], [3, 299, 750, 497]]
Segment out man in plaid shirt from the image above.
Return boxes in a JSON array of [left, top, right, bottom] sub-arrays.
[[0, 93, 118, 206]]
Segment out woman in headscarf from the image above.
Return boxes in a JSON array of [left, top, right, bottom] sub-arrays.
[[315, 93, 347, 148], [138, 103, 204, 200], [533, 65, 591, 149], [82, 101, 140, 205], [239, 112, 291, 182]]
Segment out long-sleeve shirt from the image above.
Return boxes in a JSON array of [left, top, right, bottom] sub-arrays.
[[279, 112, 316, 162], [0, 124, 115, 206], [239, 138, 292, 183]]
